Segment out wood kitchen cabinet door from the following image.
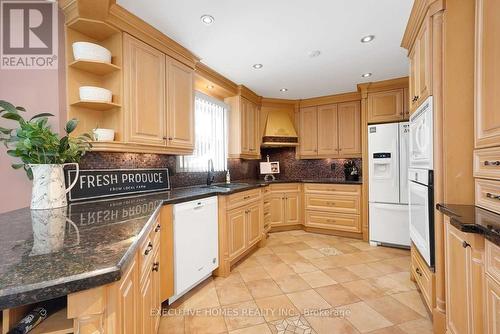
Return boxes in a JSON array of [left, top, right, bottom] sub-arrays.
[[475, 0, 500, 148], [123, 34, 166, 146], [299, 107, 318, 156], [118, 258, 139, 334], [445, 223, 485, 334], [227, 208, 247, 260], [416, 19, 432, 107], [284, 192, 301, 225], [139, 272, 153, 334], [166, 57, 194, 150], [246, 202, 262, 247], [367, 89, 404, 123], [152, 249, 161, 332], [317, 104, 338, 156], [485, 275, 500, 334], [409, 46, 419, 113], [244, 99, 260, 156], [269, 193, 285, 226], [338, 101, 361, 156]]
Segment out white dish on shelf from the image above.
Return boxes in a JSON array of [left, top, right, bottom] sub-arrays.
[[79, 86, 112, 103], [72, 42, 111, 63], [93, 128, 115, 142]]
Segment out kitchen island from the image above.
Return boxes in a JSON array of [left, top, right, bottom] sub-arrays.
[[0, 179, 361, 333]]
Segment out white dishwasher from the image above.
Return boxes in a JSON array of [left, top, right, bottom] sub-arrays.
[[170, 196, 218, 303]]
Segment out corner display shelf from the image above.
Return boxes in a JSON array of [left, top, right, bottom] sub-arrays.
[[69, 60, 120, 75], [71, 100, 121, 111], [67, 18, 119, 41]]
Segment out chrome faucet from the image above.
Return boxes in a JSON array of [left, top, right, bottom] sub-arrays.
[[207, 159, 215, 186]]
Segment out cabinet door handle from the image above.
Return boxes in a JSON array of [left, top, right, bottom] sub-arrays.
[[326, 202, 336, 206], [484, 160, 500, 166], [326, 219, 336, 223], [152, 262, 159, 272], [415, 267, 423, 276], [243, 195, 250, 200], [462, 241, 471, 248], [486, 192, 500, 200], [144, 242, 153, 255], [154, 224, 161, 232]]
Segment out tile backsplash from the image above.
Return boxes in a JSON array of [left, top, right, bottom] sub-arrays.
[[80, 148, 361, 188], [260, 147, 362, 180]]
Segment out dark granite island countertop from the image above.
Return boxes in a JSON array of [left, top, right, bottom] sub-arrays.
[[436, 203, 500, 246], [0, 178, 360, 310]]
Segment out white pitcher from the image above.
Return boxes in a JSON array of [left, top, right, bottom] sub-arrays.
[[29, 163, 80, 210]]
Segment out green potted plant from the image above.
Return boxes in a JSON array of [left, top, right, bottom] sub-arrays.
[[0, 100, 92, 209]]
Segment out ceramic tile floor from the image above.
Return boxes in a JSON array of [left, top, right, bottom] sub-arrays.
[[159, 230, 433, 334]]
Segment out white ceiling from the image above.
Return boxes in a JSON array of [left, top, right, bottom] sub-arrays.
[[117, 0, 413, 99]]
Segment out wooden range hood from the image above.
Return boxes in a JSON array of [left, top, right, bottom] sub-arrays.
[[261, 110, 299, 147]]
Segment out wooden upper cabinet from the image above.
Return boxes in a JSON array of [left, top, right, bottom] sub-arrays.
[[367, 89, 404, 123], [299, 106, 318, 156], [123, 34, 166, 146], [338, 101, 361, 155], [226, 96, 260, 159], [475, 0, 500, 148], [409, 19, 432, 114], [317, 104, 338, 155], [166, 57, 194, 150]]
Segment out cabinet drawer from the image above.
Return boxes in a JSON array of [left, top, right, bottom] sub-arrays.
[[269, 183, 301, 192], [304, 183, 360, 195], [475, 179, 500, 214], [486, 240, 500, 283], [474, 147, 500, 179], [227, 189, 262, 209], [304, 210, 361, 233], [149, 216, 161, 254], [305, 193, 360, 214], [411, 245, 434, 310]]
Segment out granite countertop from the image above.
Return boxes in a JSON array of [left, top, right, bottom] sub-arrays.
[[436, 203, 500, 246], [0, 178, 360, 310], [248, 178, 362, 185]]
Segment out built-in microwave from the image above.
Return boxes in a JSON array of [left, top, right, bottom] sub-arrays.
[[409, 96, 433, 170]]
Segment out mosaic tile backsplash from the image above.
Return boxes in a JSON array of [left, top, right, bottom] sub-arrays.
[[80, 148, 361, 188]]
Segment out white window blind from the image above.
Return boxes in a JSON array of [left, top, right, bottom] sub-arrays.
[[178, 92, 228, 172]]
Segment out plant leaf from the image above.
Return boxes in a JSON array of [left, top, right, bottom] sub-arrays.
[[2, 112, 23, 122], [6, 150, 18, 157], [12, 163, 24, 169], [30, 113, 54, 121], [65, 119, 78, 134], [0, 101, 18, 114], [0, 127, 11, 135], [16, 106, 26, 112]]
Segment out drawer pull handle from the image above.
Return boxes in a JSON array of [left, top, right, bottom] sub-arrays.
[[144, 242, 153, 255], [486, 192, 500, 200], [152, 262, 159, 272], [415, 267, 423, 277], [462, 241, 471, 249], [326, 219, 336, 223], [484, 160, 500, 166], [329, 189, 337, 192], [154, 224, 161, 232], [243, 196, 250, 200], [327, 202, 336, 206]]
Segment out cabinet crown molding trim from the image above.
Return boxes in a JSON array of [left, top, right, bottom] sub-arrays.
[[401, 0, 444, 51], [299, 91, 361, 108], [195, 62, 239, 96], [238, 85, 262, 105], [357, 77, 409, 95]]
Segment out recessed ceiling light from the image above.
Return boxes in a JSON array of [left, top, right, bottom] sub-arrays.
[[280, 88, 288, 92], [206, 84, 215, 89], [361, 72, 372, 78], [308, 50, 321, 58], [252, 63, 263, 69], [361, 35, 375, 43], [200, 14, 215, 25]]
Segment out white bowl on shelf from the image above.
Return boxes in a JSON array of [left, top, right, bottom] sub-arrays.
[[79, 86, 112, 103], [72, 42, 111, 63], [93, 128, 115, 142]]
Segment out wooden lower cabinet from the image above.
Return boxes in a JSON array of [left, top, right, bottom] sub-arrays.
[[269, 184, 302, 227], [67, 208, 173, 334], [410, 244, 435, 312], [304, 183, 361, 235], [485, 275, 500, 334], [445, 220, 485, 334], [218, 190, 264, 276], [227, 207, 247, 259]]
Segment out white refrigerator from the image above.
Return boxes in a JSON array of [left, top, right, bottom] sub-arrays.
[[368, 122, 410, 247]]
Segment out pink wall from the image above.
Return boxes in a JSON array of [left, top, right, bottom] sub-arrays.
[[0, 10, 65, 213]]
